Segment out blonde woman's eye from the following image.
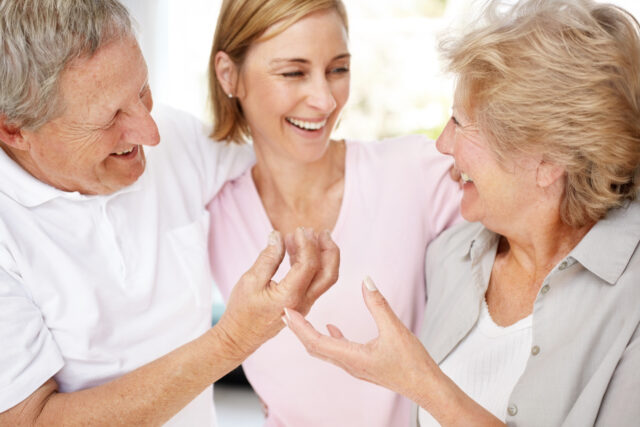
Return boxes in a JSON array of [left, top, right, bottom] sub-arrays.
[[282, 71, 304, 78], [331, 66, 349, 74]]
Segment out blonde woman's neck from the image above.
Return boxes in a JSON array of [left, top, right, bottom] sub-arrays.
[[251, 139, 346, 236]]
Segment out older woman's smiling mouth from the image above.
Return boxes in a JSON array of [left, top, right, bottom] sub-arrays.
[[111, 146, 138, 156]]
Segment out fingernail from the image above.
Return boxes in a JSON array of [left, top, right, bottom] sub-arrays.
[[281, 315, 289, 327], [364, 276, 378, 292], [283, 307, 292, 320], [295, 227, 305, 242], [268, 230, 280, 246], [323, 229, 332, 240]]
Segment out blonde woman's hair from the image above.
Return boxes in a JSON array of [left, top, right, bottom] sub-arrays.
[[441, 0, 640, 227], [209, 0, 348, 144]]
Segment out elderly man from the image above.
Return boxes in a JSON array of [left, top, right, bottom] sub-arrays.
[[0, 1, 339, 425]]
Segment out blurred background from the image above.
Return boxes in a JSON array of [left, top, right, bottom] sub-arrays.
[[119, 1, 640, 425]]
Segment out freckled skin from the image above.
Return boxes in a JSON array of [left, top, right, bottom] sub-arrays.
[[11, 36, 160, 195]]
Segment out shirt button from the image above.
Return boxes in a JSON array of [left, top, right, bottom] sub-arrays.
[[559, 260, 568, 270], [541, 284, 550, 294], [531, 345, 540, 356], [508, 404, 518, 416]]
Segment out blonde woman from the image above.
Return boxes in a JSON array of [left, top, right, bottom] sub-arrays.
[[207, 0, 461, 425], [287, 0, 640, 425]]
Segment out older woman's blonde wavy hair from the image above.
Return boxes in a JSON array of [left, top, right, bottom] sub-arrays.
[[208, 0, 348, 144], [441, 0, 640, 227]]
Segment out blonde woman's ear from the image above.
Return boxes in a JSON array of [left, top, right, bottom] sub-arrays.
[[214, 51, 238, 97]]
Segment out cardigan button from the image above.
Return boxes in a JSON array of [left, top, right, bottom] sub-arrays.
[[559, 260, 569, 270], [541, 284, 550, 294], [531, 345, 540, 356], [508, 404, 518, 416]]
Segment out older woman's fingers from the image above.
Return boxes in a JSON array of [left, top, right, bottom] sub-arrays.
[[241, 231, 285, 290], [278, 228, 321, 305], [361, 278, 405, 335], [285, 308, 357, 360], [326, 324, 345, 339], [286, 309, 380, 385], [303, 229, 340, 307]]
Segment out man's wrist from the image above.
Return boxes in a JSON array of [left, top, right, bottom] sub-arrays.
[[206, 319, 254, 367]]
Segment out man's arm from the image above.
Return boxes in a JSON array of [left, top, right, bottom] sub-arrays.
[[1, 228, 339, 426]]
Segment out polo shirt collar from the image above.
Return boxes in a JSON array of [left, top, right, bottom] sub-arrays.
[[0, 146, 142, 207], [570, 198, 640, 285]]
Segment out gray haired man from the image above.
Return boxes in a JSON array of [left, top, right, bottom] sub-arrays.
[[0, 1, 338, 424]]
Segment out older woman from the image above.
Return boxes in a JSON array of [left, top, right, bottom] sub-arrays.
[[207, 0, 461, 425], [286, 0, 640, 425]]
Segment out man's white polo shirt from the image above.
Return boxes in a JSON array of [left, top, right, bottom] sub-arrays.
[[0, 105, 254, 425]]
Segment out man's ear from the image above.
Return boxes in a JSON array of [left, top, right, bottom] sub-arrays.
[[214, 51, 240, 98], [536, 159, 565, 188], [0, 115, 29, 150]]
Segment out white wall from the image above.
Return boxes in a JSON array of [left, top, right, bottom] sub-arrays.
[[122, 0, 640, 141]]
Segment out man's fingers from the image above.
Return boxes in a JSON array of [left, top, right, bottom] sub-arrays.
[[283, 232, 297, 263], [242, 231, 285, 288], [278, 228, 320, 305], [304, 230, 340, 305]]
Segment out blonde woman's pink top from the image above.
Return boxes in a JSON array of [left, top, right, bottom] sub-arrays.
[[208, 135, 462, 427]]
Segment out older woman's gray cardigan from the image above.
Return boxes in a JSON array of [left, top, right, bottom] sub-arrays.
[[411, 199, 640, 426]]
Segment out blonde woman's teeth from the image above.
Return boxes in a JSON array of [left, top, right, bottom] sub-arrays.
[[461, 172, 473, 183], [287, 117, 327, 130]]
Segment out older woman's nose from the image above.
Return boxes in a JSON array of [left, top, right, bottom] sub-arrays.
[[436, 119, 455, 156]]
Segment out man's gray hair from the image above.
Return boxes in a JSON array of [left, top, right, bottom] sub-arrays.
[[0, 0, 133, 130]]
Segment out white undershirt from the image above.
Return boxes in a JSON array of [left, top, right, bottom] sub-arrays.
[[419, 299, 532, 426]]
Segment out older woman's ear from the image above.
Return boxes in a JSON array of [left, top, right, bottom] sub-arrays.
[[214, 51, 239, 98], [0, 116, 29, 150], [536, 160, 565, 188]]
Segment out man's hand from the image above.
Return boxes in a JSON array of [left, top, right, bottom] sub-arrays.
[[213, 227, 340, 361]]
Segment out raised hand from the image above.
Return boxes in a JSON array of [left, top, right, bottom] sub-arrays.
[[214, 227, 340, 361], [283, 276, 438, 402]]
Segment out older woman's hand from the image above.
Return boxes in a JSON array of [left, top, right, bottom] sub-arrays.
[[214, 228, 340, 360], [284, 277, 438, 402]]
